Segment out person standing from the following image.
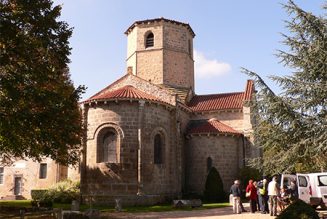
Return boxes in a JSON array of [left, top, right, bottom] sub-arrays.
[[230, 180, 242, 214], [268, 176, 279, 216], [253, 181, 260, 211], [246, 179, 258, 213], [258, 178, 269, 214]]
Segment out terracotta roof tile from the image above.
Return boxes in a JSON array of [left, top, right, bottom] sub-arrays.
[[188, 92, 244, 112], [187, 80, 254, 112], [188, 119, 241, 135], [85, 85, 169, 105]]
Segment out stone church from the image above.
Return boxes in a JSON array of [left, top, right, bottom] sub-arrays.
[[80, 18, 259, 205]]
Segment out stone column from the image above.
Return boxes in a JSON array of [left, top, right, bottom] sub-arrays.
[[137, 100, 145, 195]]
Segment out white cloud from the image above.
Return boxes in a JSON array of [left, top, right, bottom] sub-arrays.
[[194, 50, 231, 78]]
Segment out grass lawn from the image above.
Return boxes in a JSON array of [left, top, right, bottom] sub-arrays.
[[0, 200, 230, 213]]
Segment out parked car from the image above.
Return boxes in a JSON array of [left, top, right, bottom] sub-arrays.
[[281, 172, 327, 209]]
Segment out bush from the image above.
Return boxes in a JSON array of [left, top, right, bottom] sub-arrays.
[[203, 167, 226, 203], [48, 180, 80, 203], [31, 189, 53, 208], [31, 190, 48, 201], [31, 180, 80, 204], [277, 199, 319, 219]]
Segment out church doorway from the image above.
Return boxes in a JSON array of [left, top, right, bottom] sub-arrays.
[[14, 176, 22, 196]]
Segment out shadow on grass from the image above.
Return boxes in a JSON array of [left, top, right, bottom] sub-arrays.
[[0, 200, 230, 213]]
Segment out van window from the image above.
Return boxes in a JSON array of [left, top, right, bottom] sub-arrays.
[[298, 176, 308, 187], [318, 175, 327, 186]]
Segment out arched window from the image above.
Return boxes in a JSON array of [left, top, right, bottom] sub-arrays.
[[154, 134, 163, 164], [98, 130, 117, 163], [207, 157, 212, 172], [145, 32, 154, 48]]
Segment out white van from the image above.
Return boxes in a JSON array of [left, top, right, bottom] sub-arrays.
[[281, 172, 327, 209]]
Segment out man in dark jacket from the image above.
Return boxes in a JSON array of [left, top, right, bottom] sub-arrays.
[[230, 180, 242, 214]]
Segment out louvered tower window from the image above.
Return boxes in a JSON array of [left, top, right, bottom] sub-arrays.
[[145, 32, 154, 48]]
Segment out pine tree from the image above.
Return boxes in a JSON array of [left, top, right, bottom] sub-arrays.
[[242, 0, 327, 174], [0, 0, 85, 165]]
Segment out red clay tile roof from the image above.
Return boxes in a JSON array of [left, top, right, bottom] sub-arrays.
[[187, 80, 254, 112], [188, 119, 241, 135], [85, 85, 169, 104], [125, 17, 195, 37], [188, 92, 244, 112]]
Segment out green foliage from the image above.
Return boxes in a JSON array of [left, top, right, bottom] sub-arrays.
[[203, 167, 226, 203], [242, 0, 327, 174], [31, 180, 80, 204], [277, 199, 319, 219], [238, 166, 262, 186], [0, 0, 85, 165], [47, 180, 80, 203], [31, 189, 48, 202], [31, 189, 53, 208]]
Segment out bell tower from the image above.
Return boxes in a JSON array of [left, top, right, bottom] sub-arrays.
[[125, 18, 195, 91]]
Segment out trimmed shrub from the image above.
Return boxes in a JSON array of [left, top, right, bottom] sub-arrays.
[[31, 190, 48, 201], [277, 199, 319, 219], [31, 189, 53, 208], [203, 167, 226, 203]]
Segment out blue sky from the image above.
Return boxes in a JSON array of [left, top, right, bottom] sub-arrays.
[[53, 0, 325, 100]]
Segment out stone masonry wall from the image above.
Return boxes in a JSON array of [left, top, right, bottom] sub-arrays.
[[177, 107, 191, 192], [163, 22, 194, 89], [0, 158, 58, 199], [83, 100, 181, 204], [125, 20, 194, 90], [141, 104, 179, 196], [84, 102, 139, 199], [136, 50, 163, 84], [163, 50, 194, 89], [186, 135, 243, 195], [126, 22, 163, 79], [192, 110, 244, 132]]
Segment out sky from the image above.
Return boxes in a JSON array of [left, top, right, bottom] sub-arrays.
[[53, 0, 325, 100]]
